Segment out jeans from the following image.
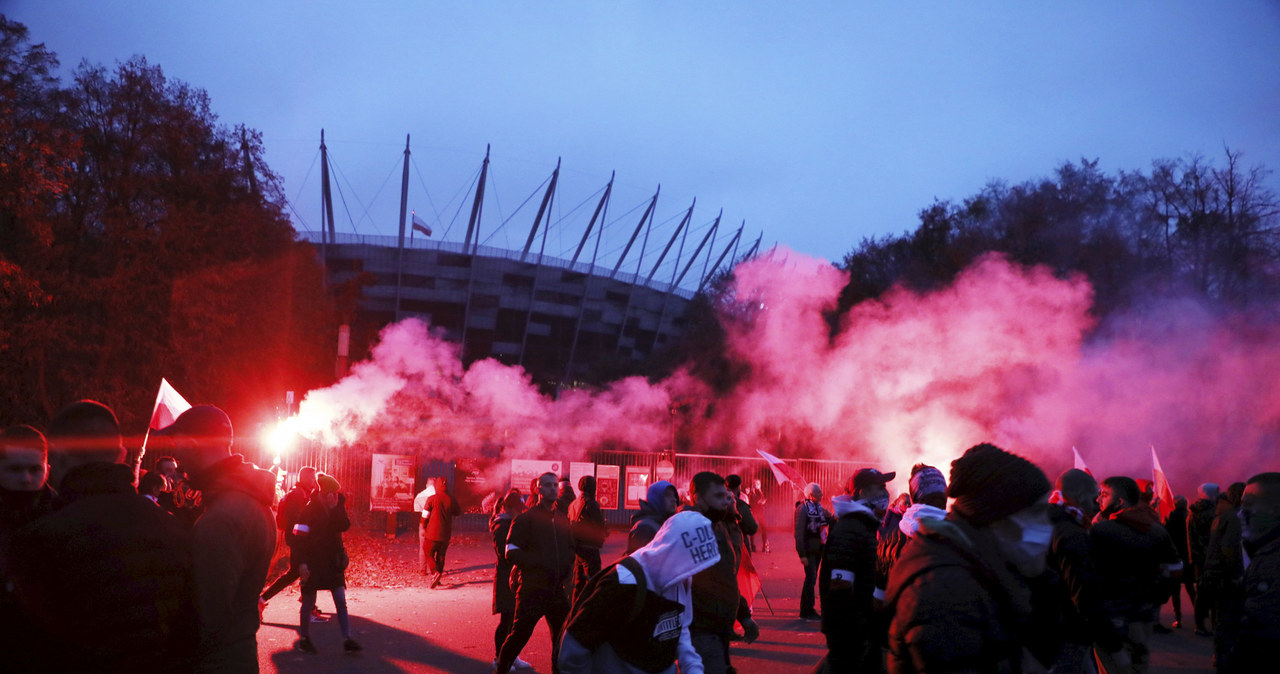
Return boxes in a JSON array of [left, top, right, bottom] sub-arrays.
[[690, 629, 730, 674], [571, 547, 602, 608], [800, 554, 821, 615], [300, 586, 350, 640], [425, 539, 450, 574]]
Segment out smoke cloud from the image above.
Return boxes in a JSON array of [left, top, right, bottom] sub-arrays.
[[284, 247, 1279, 497]]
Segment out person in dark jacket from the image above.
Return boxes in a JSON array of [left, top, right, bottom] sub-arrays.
[[1187, 482, 1219, 635], [11, 401, 196, 674], [1162, 495, 1191, 629], [1090, 476, 1182, 674], [1204, 482, 1246, 667], [491, 489, 534, 670], [743, 478, 769, 552], [629, 479, 679, 553], [496, 471, 576, 674], [685, 471, 758, 674], [725, 474, 759, 557], [556, 477, 576, 518], [569, 475, 608, 607], [0, 425, 56, 671], [424, 476, 463, 588], [261, 466, 319, 612], [560, 510, 720, 674], [1045, 468, 1111, 673], [159, 404, 277, 674], [794, 481, 833, 620], [820, 466, 895, 673], [886, 443, 1054, 674], [877, 465, 942, 597], [1220, 472, 1280, 671], [294, 473, 361, 654]]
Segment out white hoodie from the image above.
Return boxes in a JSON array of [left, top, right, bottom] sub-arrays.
[[560, 511, 720, 674], [898, 503, 947, 538]]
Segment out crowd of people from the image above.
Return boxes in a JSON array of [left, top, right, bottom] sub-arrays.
[[0, 400, 358, 673], [4, 398, 1280, 674], [784, 443, 1280, 674]]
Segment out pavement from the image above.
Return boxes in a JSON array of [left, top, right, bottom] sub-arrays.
[[256, 528, 1215, 673]]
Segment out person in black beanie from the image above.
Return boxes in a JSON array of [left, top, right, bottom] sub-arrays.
[[885, 442, 1056, 673]]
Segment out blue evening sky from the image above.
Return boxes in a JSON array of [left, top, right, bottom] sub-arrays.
[[7, 1, 1280, 273]]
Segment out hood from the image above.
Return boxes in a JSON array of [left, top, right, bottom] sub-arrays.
[[630, 510, 721, 592], [643, 480, 675, 508], [58, 462, 136, 504], [201, 455, 275, 507], [1111, 504, 1160, 533], [899, 503, 948, 538], [832, 494, 876, 519]]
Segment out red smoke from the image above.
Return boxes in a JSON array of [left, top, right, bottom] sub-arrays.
[[284, 248, 1277, 497]]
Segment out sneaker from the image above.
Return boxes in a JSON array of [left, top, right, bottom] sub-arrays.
[[431, 572, 444, 588], [513, 657, 534, 669], [1173, 620, 1182, 629], [296, 637, 317, 654], [763, 543, 771, 553], [310, 608, 329, 623], [799, 611, 822, 621], [343, 638, 363, 653]]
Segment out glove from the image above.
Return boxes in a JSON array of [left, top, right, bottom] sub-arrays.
[[740, 617, 760, 644]]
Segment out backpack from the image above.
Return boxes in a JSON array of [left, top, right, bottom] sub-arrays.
[[568, 556, 648, 626]]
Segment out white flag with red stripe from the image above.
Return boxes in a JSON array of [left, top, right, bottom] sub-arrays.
[[1072, 447, 1092, 475], [1151, 446, 1175, 521], [756, 449, 805, 486], [149, 378, 192, 431]]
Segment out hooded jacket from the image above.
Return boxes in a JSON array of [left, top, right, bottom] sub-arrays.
[[820, 496, 884, 638], [10, 462, 195, 673], [629, 480, 676, 553], [794, 497, 832, 558], [885, 515, 1034, 674], [1089, 505, 1181, 623], [491, 510, 518, 614], [190, 455, 277, 674], [1229, 527, 1280, 669], [560, 511, 720, 674], [877, 502, 946, 597], [1047, 503, 1113, 649], [294, 493, 351, 591], [1203, 504, 1243, 585]]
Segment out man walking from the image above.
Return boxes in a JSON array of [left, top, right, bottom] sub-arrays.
[[496, 472, 575, 674], [424, 476, 462, 588], [261, 466, 319, 615]]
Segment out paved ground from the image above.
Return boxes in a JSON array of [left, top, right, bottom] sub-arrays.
[[256, 527, 1215, 673]]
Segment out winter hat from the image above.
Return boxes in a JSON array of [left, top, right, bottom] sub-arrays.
[[909, 465, 947, 502], [949, 443, 1050, 527], [317, 473, 341, 494]]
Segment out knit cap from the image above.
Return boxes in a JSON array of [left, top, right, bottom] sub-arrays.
[[317, 473, 341, 494], [909, 465, 947, 502], [949, 443, 1050, 527]]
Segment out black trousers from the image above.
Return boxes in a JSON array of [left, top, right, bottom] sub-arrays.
[[497, 587, 570, 674], [571, 547, 601, 609], [494, 609, 514, 659], [800, 554, 821, 615], [262, 555, 299, 601]]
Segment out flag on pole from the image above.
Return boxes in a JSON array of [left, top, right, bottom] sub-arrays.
[[738, 547, 763, 611], [411, 212, 432, 237], [756, 449, 804, 486], [149, 378, 192, 430], [1151, 446, 1175, 521], [1072, 447, 1092, 476]]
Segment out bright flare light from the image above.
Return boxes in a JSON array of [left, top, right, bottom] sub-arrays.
[[263, 419, 300, 464]]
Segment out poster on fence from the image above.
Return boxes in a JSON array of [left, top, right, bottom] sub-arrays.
[[455, 457, 496, 514], [370, 454, 416, 512], [511, 458, 563, 495], [596, 465, 620, 509], [625, 465, 651, 510], [569, 462, 595, 492]]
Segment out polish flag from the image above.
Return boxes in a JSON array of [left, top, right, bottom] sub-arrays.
[[756, 449, 804, 487], [737, 546, 763, 611], [1151, 446, 1176, 521], [149, 378, 192, 430], [1072, 447, 1092, 476]]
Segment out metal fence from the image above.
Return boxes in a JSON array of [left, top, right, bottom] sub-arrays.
[[238, 438, 875, 533]]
